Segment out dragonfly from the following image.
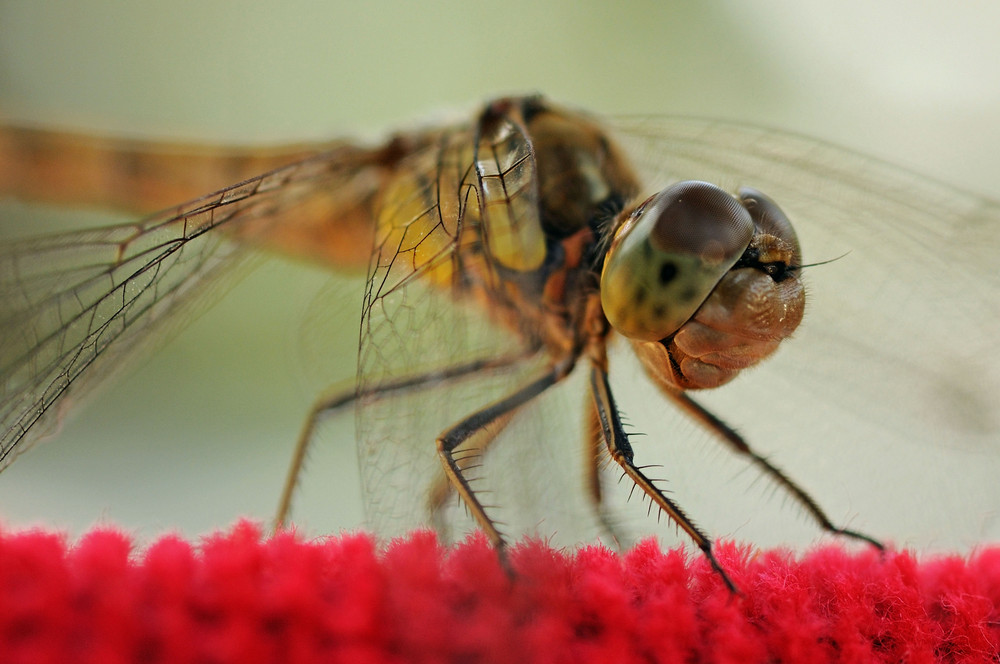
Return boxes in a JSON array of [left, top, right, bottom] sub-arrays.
[[1, 96, 998, 591]]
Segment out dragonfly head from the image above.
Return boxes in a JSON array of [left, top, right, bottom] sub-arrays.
[[600, 181, 805, 390]]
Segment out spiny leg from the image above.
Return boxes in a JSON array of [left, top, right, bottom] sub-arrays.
[[589, 364, 738, 593], [665, 390, 883, 550], [582, 396, 628, 549], [426, 408, 516, 541], [274, 353, 529, 530], [437, 362, 571, 552]]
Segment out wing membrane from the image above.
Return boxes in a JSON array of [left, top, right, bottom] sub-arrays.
[[0, 149, 377, 467], [357, 124, 550, 538]]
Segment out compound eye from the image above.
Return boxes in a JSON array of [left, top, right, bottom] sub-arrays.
[[600, 181, 754, 341]]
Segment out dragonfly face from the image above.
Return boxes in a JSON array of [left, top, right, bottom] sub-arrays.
[[1, 96, 998, 590], [601, 181, 805, 391]]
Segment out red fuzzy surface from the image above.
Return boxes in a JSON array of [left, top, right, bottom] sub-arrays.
[[0, 522, 998, 663]]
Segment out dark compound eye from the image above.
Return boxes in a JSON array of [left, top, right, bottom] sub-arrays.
[[600, 181, 754, 341]]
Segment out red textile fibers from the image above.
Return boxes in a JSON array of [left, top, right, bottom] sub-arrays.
[[0, 521, 997, 664]]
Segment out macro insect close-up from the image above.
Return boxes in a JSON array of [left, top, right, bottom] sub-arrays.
[[0, 3, 998, 584]]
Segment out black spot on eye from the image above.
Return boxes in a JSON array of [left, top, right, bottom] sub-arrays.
[[634, 287, 646, 305], [680, 286, 697, 302], [652, 304, 667, 320], [659, 261, 678, 285]]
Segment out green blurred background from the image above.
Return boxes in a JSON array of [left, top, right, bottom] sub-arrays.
[[0, 0, 998, 547]]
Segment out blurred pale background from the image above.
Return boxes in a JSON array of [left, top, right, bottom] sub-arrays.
[[1, 1, 998, 550]]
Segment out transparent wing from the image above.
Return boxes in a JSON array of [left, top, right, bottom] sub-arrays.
[[0, 148, 378, 468], [355, 121, 599, 543], [604, 118, 1000, 548]]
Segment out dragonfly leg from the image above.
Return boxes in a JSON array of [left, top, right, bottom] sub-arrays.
[[437, 361, 571, 551], [582, 397, 629, 549], [273, 353, 529, 530], [665, 390, 883, 550], [275, 380, 356, 530], [590, 363, 739, 593], [426, 408, 517, 543]]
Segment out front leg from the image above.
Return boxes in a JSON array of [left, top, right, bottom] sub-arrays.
[[589, 362, 738, 593], [581, 395, 629, 549]]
